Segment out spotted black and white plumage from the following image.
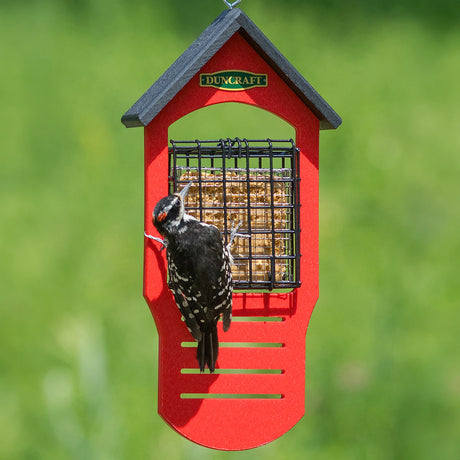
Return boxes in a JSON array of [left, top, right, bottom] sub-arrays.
[[152, 184, 233, 372]]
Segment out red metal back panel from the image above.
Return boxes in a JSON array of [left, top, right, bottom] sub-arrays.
[[143, 32, 320, 450]]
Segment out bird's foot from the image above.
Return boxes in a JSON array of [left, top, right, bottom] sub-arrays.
[[144, 232, 167, 251], [227, 222, 250, 250]]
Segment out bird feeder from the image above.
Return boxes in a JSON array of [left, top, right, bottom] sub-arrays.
[[121, 7, 341, 451]]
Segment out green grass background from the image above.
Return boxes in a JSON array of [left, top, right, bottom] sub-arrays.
[[1, 0, 459, 458]]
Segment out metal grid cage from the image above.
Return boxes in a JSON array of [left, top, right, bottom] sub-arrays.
[[169, 138, 301, 290]]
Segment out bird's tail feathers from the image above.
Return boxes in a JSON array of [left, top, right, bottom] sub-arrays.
[[197, 322, 219, 373]]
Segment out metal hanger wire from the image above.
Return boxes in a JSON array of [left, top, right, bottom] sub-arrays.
[[222, 0, 242, 9]]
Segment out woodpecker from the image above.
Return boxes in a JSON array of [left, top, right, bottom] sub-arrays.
[[152, 183, 233, 372]]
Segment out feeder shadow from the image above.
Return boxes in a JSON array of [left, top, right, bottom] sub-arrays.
[[237, 290, 298, 317], [170, 371, 220, 430], [146, 243, 220, 427], [144, 242, 171, 318]]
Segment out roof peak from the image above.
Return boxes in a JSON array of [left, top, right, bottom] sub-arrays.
[[121, 8, 341, 130]]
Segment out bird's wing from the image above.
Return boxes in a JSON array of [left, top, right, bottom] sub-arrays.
[[189, 224, 230, 303], [168, 274, 202, 341]]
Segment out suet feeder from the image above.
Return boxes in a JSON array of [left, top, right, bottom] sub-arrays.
[[121, 6, 341, 451]]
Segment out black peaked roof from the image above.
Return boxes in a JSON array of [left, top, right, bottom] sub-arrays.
[[121, 8, 341, 130]]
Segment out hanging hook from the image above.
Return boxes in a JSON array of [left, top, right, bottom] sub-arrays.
[[222, 0, 242, 9]]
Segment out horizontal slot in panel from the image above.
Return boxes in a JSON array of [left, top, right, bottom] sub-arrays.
[[181, 393, 283, 399], [181, 368, 284, 375]]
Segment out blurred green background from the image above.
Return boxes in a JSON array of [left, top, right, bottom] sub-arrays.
[[1, 0, 459, 458]]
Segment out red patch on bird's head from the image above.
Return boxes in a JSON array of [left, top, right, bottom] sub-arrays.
[[156, 212, 167, 222]]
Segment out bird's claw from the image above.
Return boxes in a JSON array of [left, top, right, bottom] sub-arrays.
[[144, 232, 167, 251], [227, 222, 250, 250]]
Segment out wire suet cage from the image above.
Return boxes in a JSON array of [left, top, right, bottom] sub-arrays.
[[169, 138, 301, 290]]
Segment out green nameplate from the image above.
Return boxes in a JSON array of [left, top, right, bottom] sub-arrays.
[[200, 70, 268, 91]]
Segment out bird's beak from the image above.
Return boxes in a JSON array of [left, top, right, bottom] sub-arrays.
[[178, 182, 192, 201]]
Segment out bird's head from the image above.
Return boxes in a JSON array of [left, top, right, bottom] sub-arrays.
[[152, 182, 192, 235]]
